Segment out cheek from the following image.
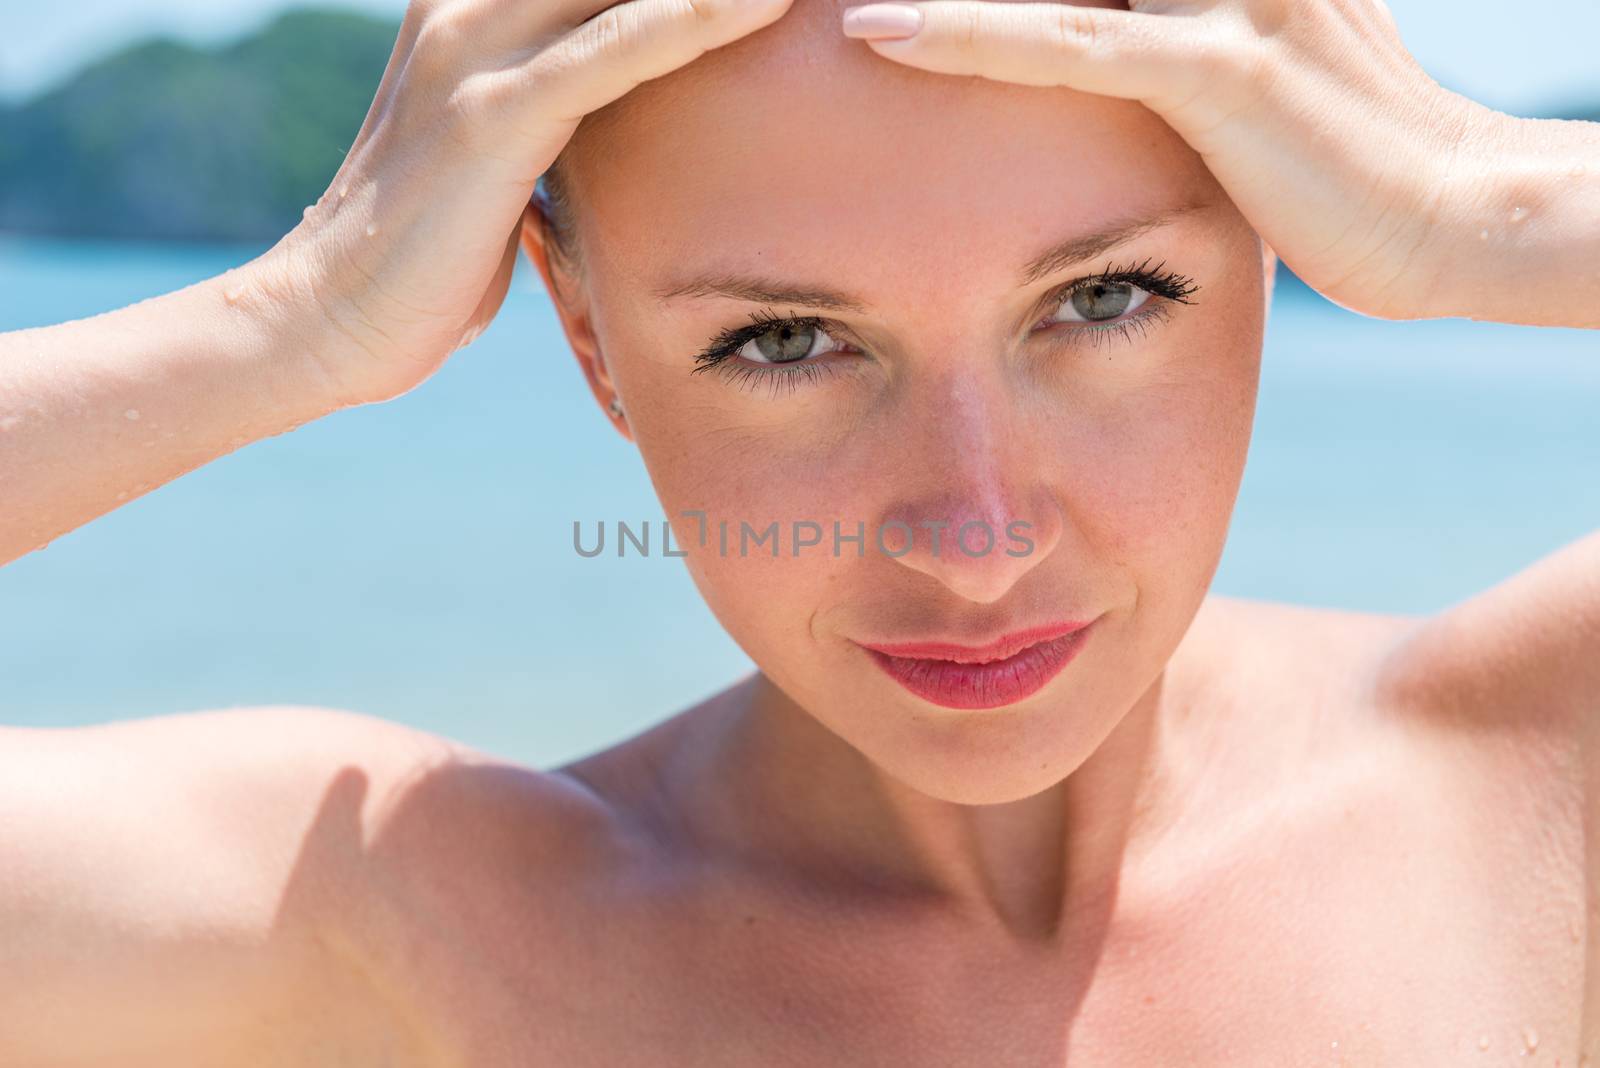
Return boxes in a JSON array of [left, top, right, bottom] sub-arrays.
[[1061, 323, 1262, 588], [630, 417, 863, 662]]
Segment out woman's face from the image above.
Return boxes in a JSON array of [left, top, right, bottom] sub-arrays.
[[537, 0, 1268, 804]]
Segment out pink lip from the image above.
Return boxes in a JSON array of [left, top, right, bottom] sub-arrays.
[[856, 619, 1097, 710]]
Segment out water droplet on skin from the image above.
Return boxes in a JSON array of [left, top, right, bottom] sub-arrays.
[[123, 408, 140, 421], [303, 204, 316, 219], [1525, 1027, 1540, 1052], [1479, 229, 1490, 241], [1331, 1040, 1339, 1050], [1572, 164, 1588, 178], [340, 184, 350, 199], [1511, 205, 1528, 222], [228, 435, 246, 447], [224, 286, 243, 304], [1480, 1035, 1491, 1050], [365, 223, 379, 238], [114, 490, 128, 501]]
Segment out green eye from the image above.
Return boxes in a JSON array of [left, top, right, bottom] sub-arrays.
[[748, 321, 824, 364], [1054, 281, 1150, 323]]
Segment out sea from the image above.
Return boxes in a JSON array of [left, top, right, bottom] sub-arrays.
[[2, 234, 1596, 767]]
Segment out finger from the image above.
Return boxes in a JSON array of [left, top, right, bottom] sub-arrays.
[[841, 1, 1220, 106], [521, 0, 797, 126]]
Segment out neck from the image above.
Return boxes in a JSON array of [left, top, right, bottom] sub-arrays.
[[670, 664, 1190, 945]]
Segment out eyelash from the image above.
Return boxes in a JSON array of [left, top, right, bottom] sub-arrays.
[[689, 259, 1200, 395]]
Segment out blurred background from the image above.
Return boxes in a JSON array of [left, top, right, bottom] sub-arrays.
[[1, 1, 1596, 767]]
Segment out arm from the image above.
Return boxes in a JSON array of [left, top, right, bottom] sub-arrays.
[[839, 0, 1600, 328], [1419, 113, 1600, 327], [0, 705, 467, 1063], [0, 261, 340, 567], [0, 0, 798, 569]]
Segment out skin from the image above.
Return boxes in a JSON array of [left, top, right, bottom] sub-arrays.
[[1, 0, 1598, 1064]]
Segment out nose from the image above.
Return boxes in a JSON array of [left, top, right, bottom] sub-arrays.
[[873, 372, 1063, 604]]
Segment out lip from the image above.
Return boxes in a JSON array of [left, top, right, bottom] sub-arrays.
[[856, 618, 1097, 710]]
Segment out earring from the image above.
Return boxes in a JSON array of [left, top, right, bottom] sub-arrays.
[[608, 396, 624, 419]]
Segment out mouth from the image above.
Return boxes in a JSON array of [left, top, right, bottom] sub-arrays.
[[855, 619, 1097, 710]]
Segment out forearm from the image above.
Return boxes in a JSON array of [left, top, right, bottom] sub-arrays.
[[0, 258, 342, 566], [1425, 110, 1600, 328]]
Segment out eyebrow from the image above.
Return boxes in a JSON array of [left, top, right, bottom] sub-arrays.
[[650, 204, 1206, 312]]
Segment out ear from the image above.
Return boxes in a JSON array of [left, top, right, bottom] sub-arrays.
[[518, 203, 632, 442]]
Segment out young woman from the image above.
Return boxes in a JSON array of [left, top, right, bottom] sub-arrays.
[[3, 0, 1597, 1062]]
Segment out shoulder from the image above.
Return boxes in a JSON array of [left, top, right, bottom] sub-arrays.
[[1356, 532, 1600, 1035], [1364, 530, 1600, 731], [0, 704, 589, 1061], [0, 703, 610, 938], [1173, 592, 1421, 714]]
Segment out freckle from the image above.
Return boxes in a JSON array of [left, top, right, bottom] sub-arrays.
[[365, 223, 379, 237], [123, 408, 140, 421]]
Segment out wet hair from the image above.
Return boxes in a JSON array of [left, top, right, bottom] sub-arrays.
[[532, 157, 583, 276]]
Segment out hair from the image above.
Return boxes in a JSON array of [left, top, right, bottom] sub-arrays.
[[533, 157, 584, 277]]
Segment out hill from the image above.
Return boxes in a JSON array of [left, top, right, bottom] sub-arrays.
[[0, 9, 398, 242]]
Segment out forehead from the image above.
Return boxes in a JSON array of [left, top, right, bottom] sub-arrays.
[[564, 0, 1224, 296]]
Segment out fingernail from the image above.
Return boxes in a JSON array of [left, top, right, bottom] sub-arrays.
[[841, 3, 923, 39]]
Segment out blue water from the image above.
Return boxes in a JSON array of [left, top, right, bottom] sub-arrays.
[[2, 235, 1596, 766]]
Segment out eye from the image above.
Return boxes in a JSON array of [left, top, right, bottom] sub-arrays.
[[737, 319, 849, 365], [692, 309, 858, 377], [1046, 280, 1153, 325]]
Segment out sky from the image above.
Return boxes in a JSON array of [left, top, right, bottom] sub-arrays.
[[2, 0, 1599, 116]]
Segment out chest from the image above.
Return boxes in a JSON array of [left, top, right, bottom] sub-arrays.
[[392, 831, 1586, 1068], [356, 723, 1590, 1068]]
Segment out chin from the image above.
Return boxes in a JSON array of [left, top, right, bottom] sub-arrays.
[[851, 693, 1118, 806]]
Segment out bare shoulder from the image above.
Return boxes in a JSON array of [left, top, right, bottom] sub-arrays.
[[1363, 529, 1600, 730], [0, 704, 609, 1065], [1174, 591, 1423, 712], [1197, 537, 1600, 1043], [1348, 531, 1600, 1044]]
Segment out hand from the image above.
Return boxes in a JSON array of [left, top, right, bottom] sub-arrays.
[[839, 0, 1513, 320], [252, 0, 795, 409]]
